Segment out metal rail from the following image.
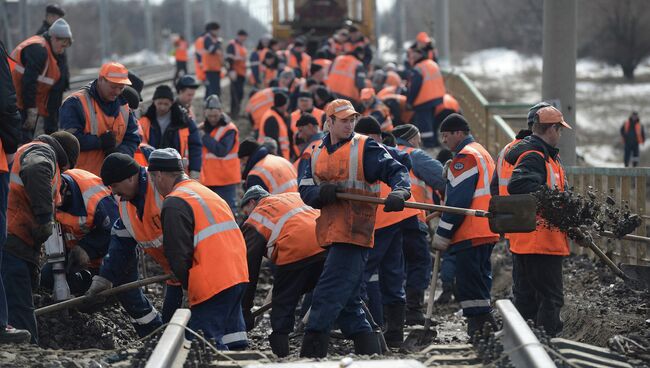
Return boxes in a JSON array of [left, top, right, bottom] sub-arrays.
[[495, 299, 556, 367], [145, 308, 191, 368]]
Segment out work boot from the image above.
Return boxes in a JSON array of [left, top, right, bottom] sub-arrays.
[[405, 288, 425, 325], [466, 312, 498, 338], [382, 303, 405, 348], [268, 333, 289, 357], [299, 331, 329, 358], [352, 331, 383, 356], [0, 325, 31, 344], [435, 282, 454, 304]]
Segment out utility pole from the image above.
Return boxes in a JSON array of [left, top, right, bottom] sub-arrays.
[[542, 0, 577, 165], [433, 0, 450, 68], [1, 0, 14, 49], [373, 0, 381, 55], [99, 0, 111, 61], [184, 0, 193, 43], [144, 0, 155, 52], [395, 1, 405, 65], [19, 0, 28, 40], [204, 0, 212, 25]]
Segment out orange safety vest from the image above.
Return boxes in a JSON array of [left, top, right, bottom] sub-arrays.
[[326, 55, 362, 101], [309, 134, 380, 247], [56, 169, 112, 268], [138, 116, 190, 171], [249, 154, 298, 194], [66, 89, 129, 175], [194, 36, 206, 81], [11, 35, 61, 116], [374, 182, 421, 230], [117, 171, 174, 275], [362, 101, 393, 132], [398, 145, 433, 222], [623, 119, 645, 144], [293, 139, 318, 172], [377, 86, 396, 100], [447, 142, 498, 245], [8, 142, 61, 246], [381, 93, 414, 125], [385, 71, 402, 89], [312, 58, 332, 79], [290, 108, 325, 133], [343, 38, 368, 53], [168, 180, 248, 306], [200, 122, 241, 186], [134, 143, 153, 167], [246, 88, 275, 131], [0, 138, 8, 174], [174, 39, 189, 62], [227, 40, 248, 77], [260, 65, 278, 87], [508, 150, 569, 256], [285, 50, 311, 78], [244, 192, 324, 265], [412, 59, 445, 107], [258, 109, 290, 160], [202, 34, 223, 72], [434, 93, 460, 116], [495, 139, 521, 196]]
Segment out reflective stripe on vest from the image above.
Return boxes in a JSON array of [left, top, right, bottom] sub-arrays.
[[495, 139, 520, 195], [250, 157, 298, 194], [249, 204, 313, 259], [80, 90, 129, 136], [119, 175, 164, 248]]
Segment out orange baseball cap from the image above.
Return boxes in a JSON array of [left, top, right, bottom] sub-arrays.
[[360, 87, 375, 101], [325, 99, 359, 119], [536, 106, 572, 129], [99, 62, 132, 85], [416, 32, 430, 43]]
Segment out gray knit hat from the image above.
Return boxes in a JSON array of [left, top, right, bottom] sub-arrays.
[[241, 185, 270, 208], [48, 18, 72, 40], [147, 148, 183, 172], [205, 94, 222, 110]]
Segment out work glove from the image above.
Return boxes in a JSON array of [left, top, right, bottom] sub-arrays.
[[319, 183, 339, 206], [31, 221, 54, 245], [189, 170, 201, 180], [383, 189, 411, 212], [85, 275, 112, 296], [432, 233, 450, 252], [99, 131, 117, 152], [67, 245, 90, 274], [23, 108, 39, 131]]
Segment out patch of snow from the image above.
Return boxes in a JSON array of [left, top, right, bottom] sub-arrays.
[[114, 49, 173, 66], [457, 48, 541, 77], [576, 145, 623, 167]]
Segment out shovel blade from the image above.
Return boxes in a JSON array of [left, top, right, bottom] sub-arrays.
[[401, 327, 437, 352], [620, 263, 650, 291], [488, 194, 537, 234]]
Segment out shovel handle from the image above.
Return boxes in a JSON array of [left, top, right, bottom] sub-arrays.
[[600, 231, 650, 244], [335, 193, 491, 218], [585, 240, 629, 281], [36, 274, 173, 316]]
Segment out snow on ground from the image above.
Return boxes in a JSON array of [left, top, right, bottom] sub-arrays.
[[115, 49, 174, 66], [454, 48, 650, 166]]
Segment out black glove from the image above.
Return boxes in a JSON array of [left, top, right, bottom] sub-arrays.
[[31, 221, 53, 245], [319, 183, 339, 206], [99, 131, 116, 151], [67, 245, 90, 274], [383, 189, 411, 212]]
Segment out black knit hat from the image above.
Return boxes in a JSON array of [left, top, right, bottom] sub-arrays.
[[310, 63, 323, 75], [153, 85, 174, 101], [101, 153, 140, 186], [315, 86, 330, 102], [296, 113, 318, 127], [274, 92, 288, 107], [148, 148, 184, 172], [50, 131, 80, 169], [46, 3, 65, 16], [238, 138, 261, 158], [121, 86, 140, 110], [128, 72, 144, 98], [527, 101, 552, 128], [439, 113, 470, 132], [36, 134, 68, 169], [392, 124, 419, 141], [354, 116, 381, 135]]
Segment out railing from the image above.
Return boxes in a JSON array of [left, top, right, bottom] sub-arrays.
[[444, 69, 650, 266]]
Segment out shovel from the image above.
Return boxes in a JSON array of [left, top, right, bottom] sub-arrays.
[[336, 193, 537, 234], [583, 239, 650, 291]]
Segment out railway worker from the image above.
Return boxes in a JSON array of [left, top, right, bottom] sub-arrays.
[[0, 41, 30, 344], [173, 35, 189, 81], [2, 131, 79, 344], [138, 85, 202, 179], [202, 22, 224, 98], [249, 35, 272, 88], [226, 30, 249, 118], [391, 124, 446, 323], [245, 87, 288, 132], [406, 45, 446, 148], [433, 93, 461, 132], [285, 37, 311, 79], [11, 18, 72, 144], [310, 52, 331, 86], [238, 138, 297, 194], [620, 111, 645, 167], [344, 25, 372, 67], [325, 46, 367, 106], [258, 92, 291, 160], [294, 113, 324, 176], [240, 186, 326, 357], [360, 88, 393, 132], [352, 117, 419, 349], [87, 153, 179, 335], [41, 168, 118, 295], [433, 114, 499, 337], [36, 4, 65, 35], [289, 91, 325, 155], [149, 148, 249, 350], [415, 32, 437, 62], [260, 51, 281, 88], [505, 106, 572, 337], [199, 95, 240, 215], [175, 75, 200, 119], [297, 99, 411, 358], [59, 61, 140, 175]]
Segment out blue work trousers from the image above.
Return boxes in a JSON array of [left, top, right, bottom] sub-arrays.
[[1, 250, 38, 343], [403, 218, 432, 291], [209, 184, 238, 218], [454, 243, 494, 316], [413, 102, 437, 148], [0, 171, 9, 328], [205, 71, 222, 98], [306, 243, 372, 337]]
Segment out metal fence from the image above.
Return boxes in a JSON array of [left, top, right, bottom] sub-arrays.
[[443, 69, 650, 266]]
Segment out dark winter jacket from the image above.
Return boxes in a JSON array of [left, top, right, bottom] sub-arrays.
[[506, 134, 564, 195], [0, 41, 21, 154]]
